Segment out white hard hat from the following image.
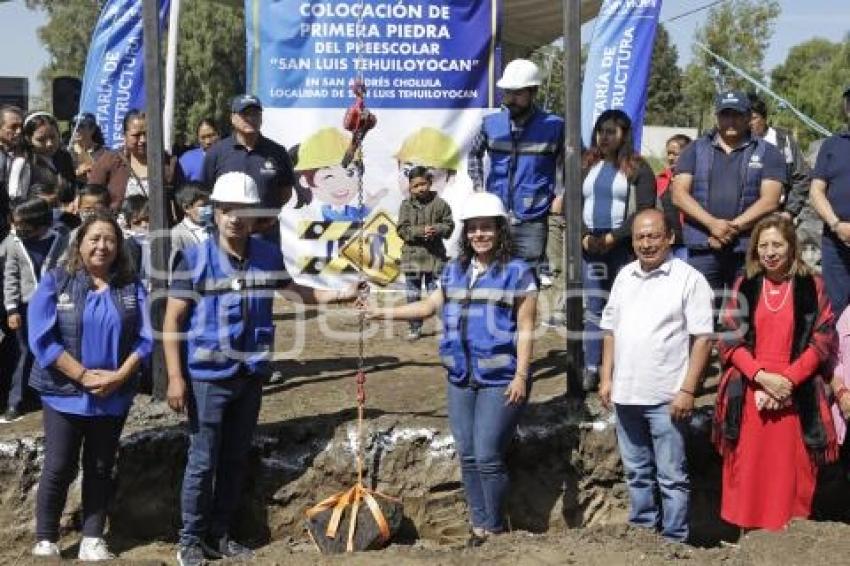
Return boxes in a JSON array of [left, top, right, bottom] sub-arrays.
[[210, 172, 260, 204], [496, 59, 543, 90], [460, 192, 508, 221]]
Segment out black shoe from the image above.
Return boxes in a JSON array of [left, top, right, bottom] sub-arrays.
[[201, 535, 254, 560], [582, 368, 599, 392], [466, 532, 488, 548], [176, 543, 205, 566]]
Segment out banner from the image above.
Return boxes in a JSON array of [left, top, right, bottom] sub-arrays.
[[246, 0, 501, 288], [581, 0, 661, 148], [79, 0, 171, 149]]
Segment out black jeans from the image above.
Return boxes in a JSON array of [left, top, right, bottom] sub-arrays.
[[35, 404, 126, 542], [179, 373, 263, 546], [8, 310, 33, 412]]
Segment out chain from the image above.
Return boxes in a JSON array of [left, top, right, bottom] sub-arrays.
[[354, 0, 368, 488]]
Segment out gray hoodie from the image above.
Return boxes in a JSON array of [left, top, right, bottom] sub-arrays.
[[2, 229, 69, 314]]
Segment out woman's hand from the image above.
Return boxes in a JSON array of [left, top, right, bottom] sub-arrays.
[[755, 370, 792, 401], [82, 369, 126, 398], [504, 375, 527, 405], [754, 390, 783, 411]]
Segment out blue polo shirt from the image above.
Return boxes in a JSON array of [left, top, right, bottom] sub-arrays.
[[179, 147, 206, 182], [676, 133, 786, 220], [812, 132, 850, 220], [201, 134, 295, 209]]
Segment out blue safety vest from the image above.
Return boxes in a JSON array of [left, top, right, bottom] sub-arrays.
[[439, 258, 533, 387], [484, 108, 564, 221], [683, 135, 767, 252], [29, 269, 141, 396], [182, 236, 287, 381]]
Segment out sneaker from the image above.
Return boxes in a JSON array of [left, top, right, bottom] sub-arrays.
[[200, 535, 254, 560], [176, 543, 205, 566], [0, 408, 22, 423], [32, 540, 60, 557], [406, 328, 421, 341], [78, 537, 115, 561]]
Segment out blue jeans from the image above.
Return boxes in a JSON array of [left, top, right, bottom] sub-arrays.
[[511, 217, 547, 271], [582, 243, 630, 369], [179, 372, 263, 546], [615, 403, 690, 542], [687, 248, 745, 319], [404, 272, 437, 332], [446, 382, 525, 532], [821, 235, 850, 316]]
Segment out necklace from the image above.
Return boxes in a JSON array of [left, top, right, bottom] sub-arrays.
[[762, 278, 792, 313]]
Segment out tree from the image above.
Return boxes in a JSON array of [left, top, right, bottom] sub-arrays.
[[531, 44, 565, 116], [644, 24, 688, 127], [682, 0, 781, 130], [173, 0, 245, 141], [769, 35, 850, 147], [24, 0, 245, 143], [25, 0, 103, 99]]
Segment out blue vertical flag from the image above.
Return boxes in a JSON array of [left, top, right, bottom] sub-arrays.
[[79, 0, 171, 149], [581, 0, 662, 149]]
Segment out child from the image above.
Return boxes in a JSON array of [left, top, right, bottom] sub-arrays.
[[171, 183, 212, 252], [122, 194, 151, 290], [396, 166, 454, 340], [1, 198, 68, 422]]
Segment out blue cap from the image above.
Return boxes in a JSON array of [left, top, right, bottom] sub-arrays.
[[231, 94, 262, 113], [715, 90, 751, 114]]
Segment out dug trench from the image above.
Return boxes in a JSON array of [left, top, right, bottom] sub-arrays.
[[1, 304, 849, 564]]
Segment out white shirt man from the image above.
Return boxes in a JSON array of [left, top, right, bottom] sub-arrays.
[[598, 208, 714, 543]]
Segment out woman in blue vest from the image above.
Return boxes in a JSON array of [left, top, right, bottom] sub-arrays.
[[580, 109, 657, 390], [366, 192, 538, 545], [27, 210, 153, 560]]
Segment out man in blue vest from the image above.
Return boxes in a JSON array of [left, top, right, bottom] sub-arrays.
[[809, 85, 850, 315], [163, 172, 358, 566], [671, 90, 786, 311], [468, 59, 564, 271]]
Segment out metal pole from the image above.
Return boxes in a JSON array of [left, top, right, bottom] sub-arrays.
[[143, 0, 170, 400], [562, 0, 585, 398], [163, 0, 182, 151]]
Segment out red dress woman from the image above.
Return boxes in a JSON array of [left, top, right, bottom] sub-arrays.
[[714, 214, 837, 531]]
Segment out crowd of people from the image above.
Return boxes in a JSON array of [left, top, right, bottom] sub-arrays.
[[0, 57, 849, 563]]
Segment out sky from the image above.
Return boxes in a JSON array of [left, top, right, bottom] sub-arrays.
[[0, 0, 848, 102]]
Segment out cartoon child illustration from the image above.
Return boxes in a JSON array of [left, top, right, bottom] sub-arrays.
[[294, 127, 386, 261], [394, 127, 461, 198]]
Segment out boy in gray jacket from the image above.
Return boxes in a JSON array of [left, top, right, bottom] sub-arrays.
[[396, 166, 454, 340], [1, 198, 68, 421]]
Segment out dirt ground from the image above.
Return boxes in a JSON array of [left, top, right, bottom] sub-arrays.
[[1, 295, 850, 564]]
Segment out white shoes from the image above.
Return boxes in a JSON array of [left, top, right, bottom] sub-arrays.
[[32, 540, 60, 557], [78, 537, 115, 561]]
